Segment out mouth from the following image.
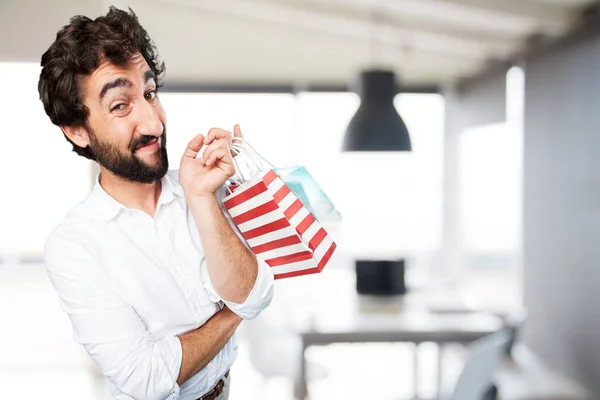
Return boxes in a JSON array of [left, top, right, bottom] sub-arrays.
[[135, 137, 159, 151]]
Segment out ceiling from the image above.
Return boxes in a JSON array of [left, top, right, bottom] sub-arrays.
[[0, 0, 596, 89]]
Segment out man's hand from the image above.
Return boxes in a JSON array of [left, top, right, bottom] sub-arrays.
[[179, 125, 243, 200]]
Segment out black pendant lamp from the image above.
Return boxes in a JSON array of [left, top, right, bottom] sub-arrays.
[[343, 69, 411, 296], [343, 69, 412, 151]]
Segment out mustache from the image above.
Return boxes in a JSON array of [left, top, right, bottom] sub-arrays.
[[131, 130, 166, 151]]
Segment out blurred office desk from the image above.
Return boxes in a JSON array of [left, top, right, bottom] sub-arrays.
[[275, 268, 504, 399]]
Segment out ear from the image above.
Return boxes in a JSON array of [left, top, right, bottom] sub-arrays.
[[61, 125, 90, 148]]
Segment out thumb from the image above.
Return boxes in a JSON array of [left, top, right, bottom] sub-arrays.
[[182, 134, 205, 160], [233, 124, 243, 138]]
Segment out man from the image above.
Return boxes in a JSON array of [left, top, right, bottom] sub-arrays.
[[39, 7, 274, 400]]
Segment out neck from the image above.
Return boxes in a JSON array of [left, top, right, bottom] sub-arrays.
[[98, 166, 162, 218]]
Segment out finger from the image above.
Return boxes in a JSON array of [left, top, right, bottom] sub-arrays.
[[200, 139, 228, 165], [233, 124, 243, 138], [182, 134, 205, 159], [205, 148, 228, 167], [205, 128, 232, 145]]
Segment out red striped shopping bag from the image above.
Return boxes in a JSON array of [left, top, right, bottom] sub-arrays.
[[223, 169, 337, 279]]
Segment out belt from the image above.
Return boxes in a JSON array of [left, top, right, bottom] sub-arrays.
[[197, 370, 229, 400]]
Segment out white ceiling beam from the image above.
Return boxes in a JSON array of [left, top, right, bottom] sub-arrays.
[[272, 0, 531, 42], [121, 0, 481, 85], [440, 0, 573, 24], [437, 0, 576, 28], [278, 0, 576, 37], [156, 0, 517, 60]]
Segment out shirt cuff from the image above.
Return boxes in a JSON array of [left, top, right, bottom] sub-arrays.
[[163, 335, 183, 398], [201, 258, 274, 319]]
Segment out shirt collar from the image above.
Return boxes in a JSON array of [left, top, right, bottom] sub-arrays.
[[91, 171, 185, 224], [158, 170, 186, 204]]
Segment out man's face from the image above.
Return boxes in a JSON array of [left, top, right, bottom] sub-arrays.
[[81, 53, 168, 184]]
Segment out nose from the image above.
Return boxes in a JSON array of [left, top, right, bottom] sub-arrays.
[[134, 97, 163, 137]]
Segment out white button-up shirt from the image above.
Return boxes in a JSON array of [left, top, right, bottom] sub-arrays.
[[44, 170, 275, 400]]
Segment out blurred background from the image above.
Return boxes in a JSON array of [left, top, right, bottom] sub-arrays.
[[0, 0, 599, 399]]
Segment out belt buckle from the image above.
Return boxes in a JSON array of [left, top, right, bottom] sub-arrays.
[[214, 378, 224, 396], [200, 377, 225, 400]]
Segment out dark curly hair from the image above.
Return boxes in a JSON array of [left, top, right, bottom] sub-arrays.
[[38, 6, 165, 160]]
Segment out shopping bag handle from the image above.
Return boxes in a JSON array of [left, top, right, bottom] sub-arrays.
[[231, 137, 275, 170], [224, 137, 278, 196]]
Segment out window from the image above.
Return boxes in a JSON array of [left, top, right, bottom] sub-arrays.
[[0, 63, 93, 260], [1, 62, 445, 263], [159, 93, 296, 169], [460, 122, 522, 253], [456, 66, 524, 311], [161, 92, 445, 258], [459, 67, 524, 258]]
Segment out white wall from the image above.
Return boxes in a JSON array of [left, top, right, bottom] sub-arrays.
[[523, 30, 600, 396], [0, 0, 102, 61]]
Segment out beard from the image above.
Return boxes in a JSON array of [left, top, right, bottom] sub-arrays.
[[87, 127, 169, 184]]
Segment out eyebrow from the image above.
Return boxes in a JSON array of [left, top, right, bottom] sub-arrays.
[[98, 70, 156, 102], [99, 78, 133, 101], [144, 70, 155, 84]]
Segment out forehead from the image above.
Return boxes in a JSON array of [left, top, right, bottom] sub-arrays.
[[82, 54, 152, 99]]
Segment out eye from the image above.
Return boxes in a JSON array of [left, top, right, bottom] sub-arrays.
[[145, 90, 158, 101], [111, 103, 126, 112]]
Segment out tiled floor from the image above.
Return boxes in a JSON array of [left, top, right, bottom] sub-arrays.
[[0, 264, 514, 399]]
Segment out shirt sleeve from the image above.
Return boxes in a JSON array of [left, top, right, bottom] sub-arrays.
[[44, 234, 182, 400], [199, 186, 275, 320], [201, 256, 274, 320]]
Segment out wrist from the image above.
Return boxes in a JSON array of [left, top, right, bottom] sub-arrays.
[[187, 194, 222, 237], [221, 306, 243, 324], [186, 192, 218, 209]]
